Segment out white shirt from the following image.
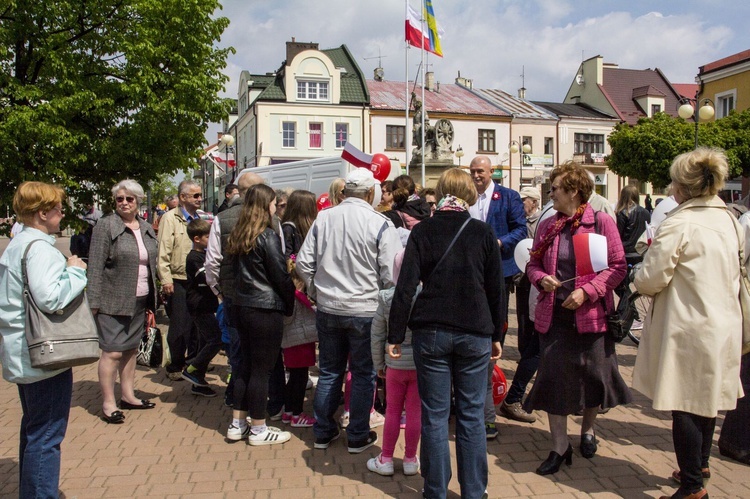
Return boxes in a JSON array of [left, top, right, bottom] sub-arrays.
[[469, 189, 491, 222]]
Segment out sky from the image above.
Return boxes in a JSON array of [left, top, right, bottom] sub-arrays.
[[205, 0, 749, 141]]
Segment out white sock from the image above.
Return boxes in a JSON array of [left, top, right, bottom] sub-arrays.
[[232, 418, 246, 428], [251, 424, 267, 435]]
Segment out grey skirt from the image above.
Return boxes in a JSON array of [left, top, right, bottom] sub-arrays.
[[96, 296, 148, 352], [523, 302, 632, 416]]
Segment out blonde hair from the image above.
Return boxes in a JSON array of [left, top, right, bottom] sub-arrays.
[[328, 178, 345, 207], [436, 168, 478, 206], [13, 182, 66, 225], [670, 147, 727, 200], [615, 185, 640, 214], [226, 184, 276, 255]]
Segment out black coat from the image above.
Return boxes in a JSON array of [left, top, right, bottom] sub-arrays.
[[233, 227, 295, 314]]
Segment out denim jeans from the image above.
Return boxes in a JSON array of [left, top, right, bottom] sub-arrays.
[[413, 328, 490, 499], [17, 368, 73, 499], [222, 298, 241, 398], [313, 311, 375, 442]]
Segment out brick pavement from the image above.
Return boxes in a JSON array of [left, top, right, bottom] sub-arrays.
[[0, 237, 747, 498]]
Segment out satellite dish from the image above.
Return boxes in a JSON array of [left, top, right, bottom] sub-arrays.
[[575, 74, 585, 86]]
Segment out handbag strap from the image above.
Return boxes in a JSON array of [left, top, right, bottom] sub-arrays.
[[20, 239, 47, 292], [724, 209, 750, 283], [424, 216, 471, 285]]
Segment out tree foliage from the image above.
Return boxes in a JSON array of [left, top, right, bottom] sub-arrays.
[[607, 110, 750, 188], [0, 0, 233, 214]]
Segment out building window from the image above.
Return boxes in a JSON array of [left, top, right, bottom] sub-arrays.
[[309, 123, 322, 148], [282, 122, 296, 148], [574, 133, 604, 154], [335, 123, 348, 148], [386, 125, 405, 150], [651, 104, 662, 116], [544, 137, 554, 155], [478, 129, 496, 153], [297, 81, 329, 101], [718, 94, 735, 118]]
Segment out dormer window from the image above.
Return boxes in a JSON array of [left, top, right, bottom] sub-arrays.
[[297, 80, 329, 101]]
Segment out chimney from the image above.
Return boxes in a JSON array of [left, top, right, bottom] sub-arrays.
[[374, 66, 384, 81], [425, 71, 435, 92], [518, 87, 526, 99], [286, 38, 319, 66], [455, 71, 472, 89], [436, 81, 440, 93]]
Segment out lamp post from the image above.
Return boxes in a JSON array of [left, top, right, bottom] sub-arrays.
[[677, 92, 715, 149], [509, 138, 532, 188], [455, 145, 464, 167], [219, 133, 235, 183]]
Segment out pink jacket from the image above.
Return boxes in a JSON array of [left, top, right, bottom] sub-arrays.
[[527, 205, 626, 334]]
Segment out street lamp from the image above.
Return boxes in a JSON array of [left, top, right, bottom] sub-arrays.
[[219, 133, 235, 182], [677, 93, 715, 148], [509, 138, 532, 188], [455, 145, 464, 167]]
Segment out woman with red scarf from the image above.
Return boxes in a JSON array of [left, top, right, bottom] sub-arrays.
[[524, 161, 631, 476]]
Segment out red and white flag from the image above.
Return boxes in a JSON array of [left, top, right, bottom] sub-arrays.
[[208, 149, 236, 171], [572, 233, 609, 276], [341, 142, 373, 169]]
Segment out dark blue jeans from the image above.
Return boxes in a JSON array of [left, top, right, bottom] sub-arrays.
[[17, 368, 73, 499], [313, 311, 375, 442], [413, 329, 490, 499], [222, 298, 242, 397]]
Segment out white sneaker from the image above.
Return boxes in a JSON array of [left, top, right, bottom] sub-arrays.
[[226, 424, 251, 441], [631, 319, 644, 330], [366, 454, 394, 476], [403, 457, 420, 476], [248, 426, 291, 446], [369, 411, 385, 428], [269, 407, 284, 421]]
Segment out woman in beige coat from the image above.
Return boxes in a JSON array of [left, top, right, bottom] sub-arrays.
[[633, 148, 744, 499]]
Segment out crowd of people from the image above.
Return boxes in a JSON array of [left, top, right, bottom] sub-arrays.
[[1, 149, 749, 499]]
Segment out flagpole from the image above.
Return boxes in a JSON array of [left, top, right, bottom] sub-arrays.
[[405, 0, 410, 173], [420, 0, 426, 186]]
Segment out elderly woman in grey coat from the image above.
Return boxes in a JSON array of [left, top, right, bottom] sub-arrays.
[[88, 179, 158, 424]]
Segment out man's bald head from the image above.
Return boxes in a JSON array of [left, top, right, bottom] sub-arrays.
[[237, 172, 264, 197], [468, 156, 494, 195]]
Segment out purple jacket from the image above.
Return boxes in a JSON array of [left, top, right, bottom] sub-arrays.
[[527, 204, 626, 334]]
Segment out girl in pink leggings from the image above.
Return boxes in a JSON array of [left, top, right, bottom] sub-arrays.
[[367, 251, 421, 476]]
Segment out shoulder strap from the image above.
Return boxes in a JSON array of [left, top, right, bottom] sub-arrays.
[[725, 208, 749, 279], [21, 239, 48, 291], [593, 210, 600, 235], [425, 216, 472, 285]]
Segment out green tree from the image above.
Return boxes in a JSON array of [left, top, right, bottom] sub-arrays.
[[607, 110, 750, 188], [0, 0, 233, 214]]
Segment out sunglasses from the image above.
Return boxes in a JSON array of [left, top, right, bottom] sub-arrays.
[[183, 193, 203, 199], [116, 196, 136, 203], [427, 201, 436, 207]]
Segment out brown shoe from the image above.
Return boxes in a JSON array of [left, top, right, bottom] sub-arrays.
[[500, 401, 536, 423], [670, 468, 711, 485]]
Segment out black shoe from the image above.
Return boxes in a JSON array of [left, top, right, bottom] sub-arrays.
[[314, 431, 341, 450], [223, 389, 234, 408], [119, 399, 156, 410], [347, 430, 378, 453], [580, 433, 598, 458], [536, 444, 573, 475], [102, 410, 126, 424], [191, 385, 217, 397]]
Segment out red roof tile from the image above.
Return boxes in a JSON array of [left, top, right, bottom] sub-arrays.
[[672, 83, 700, 100], [367, 80, 510, 117], [700, 49, 750, 75], [601, 67, 682, 125]]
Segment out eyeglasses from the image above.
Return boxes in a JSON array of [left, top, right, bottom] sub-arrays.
[[49, 206, 65, 216], [116, 195, 136, 203], [190, 193, 203, 199], [549, 185, 562, 193], [427, 201, 436, 207]]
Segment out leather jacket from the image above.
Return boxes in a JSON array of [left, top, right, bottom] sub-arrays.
[[233, 227, 295, 314]]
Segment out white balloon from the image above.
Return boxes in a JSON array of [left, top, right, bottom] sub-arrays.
[[650, 196, 678, 228], [514, 238, 534, 272]]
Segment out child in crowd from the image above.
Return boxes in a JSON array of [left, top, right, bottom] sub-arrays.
[[182, 219, 223, 397], [367, 250, 421, 476]]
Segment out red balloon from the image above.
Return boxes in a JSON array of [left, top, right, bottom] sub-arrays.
[[316, 193, 331, 211], [370, 153, 392, 182]]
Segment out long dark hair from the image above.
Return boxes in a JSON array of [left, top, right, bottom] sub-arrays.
[[281, 190, 317, 240], [226, 184, 275, 254]]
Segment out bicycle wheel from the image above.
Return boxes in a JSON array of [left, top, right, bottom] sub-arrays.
[[625, 291, 651, 346]]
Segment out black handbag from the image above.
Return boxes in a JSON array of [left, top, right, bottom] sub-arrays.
[[606, 312, 628, 343]]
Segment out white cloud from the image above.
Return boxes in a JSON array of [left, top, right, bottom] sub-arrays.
[[209, 0, 740, 137]]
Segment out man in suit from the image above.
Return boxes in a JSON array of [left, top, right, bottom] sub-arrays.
[[468, 155, 527, 439]]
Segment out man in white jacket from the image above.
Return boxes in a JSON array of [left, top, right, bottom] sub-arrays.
[[297, 168, 401, 454]]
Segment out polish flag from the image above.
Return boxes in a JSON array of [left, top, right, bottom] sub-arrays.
[[341, 142, 373, 169], [572, 233, 609, 276]]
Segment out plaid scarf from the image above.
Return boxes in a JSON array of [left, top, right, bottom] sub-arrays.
[[529, 203, 588, 259]]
